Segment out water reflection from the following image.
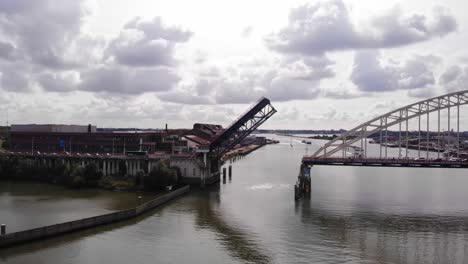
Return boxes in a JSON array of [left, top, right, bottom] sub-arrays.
[[295, 198, 468, 264], [189, 186, 272, 264]]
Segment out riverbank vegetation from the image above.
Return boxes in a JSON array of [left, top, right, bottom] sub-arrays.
[[0, 157, 179, 192]]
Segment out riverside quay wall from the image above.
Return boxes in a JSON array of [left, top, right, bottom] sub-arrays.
[[0, 152, 220, 185], [0, 186, 190, 248]]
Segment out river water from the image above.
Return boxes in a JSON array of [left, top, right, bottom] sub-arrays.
[[1, 134, 468, 264]]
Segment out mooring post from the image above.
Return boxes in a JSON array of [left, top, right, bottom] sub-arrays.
[[1, 224, 6, 235], [222, 167, 226, 183], [138, 196, 142, 205]]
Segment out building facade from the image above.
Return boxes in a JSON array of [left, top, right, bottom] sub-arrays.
[[10, 124, 167, 154]]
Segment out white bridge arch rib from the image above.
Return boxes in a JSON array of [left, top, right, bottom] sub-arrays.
[[311, 90, 468, 158]]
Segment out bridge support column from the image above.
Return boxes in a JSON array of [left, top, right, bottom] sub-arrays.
[[228, 165, 232, 179], [222, 167, 226, 183]]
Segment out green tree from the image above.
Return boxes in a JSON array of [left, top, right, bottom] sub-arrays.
[[145, 160, 177, 190]]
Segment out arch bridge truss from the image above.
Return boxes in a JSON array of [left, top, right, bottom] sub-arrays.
[[311, 90, 468, 159]]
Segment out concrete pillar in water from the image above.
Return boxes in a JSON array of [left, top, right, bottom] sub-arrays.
[[1, 224, 5, 235], [222, 167, 226, 183], [228, 165, 232, 179]]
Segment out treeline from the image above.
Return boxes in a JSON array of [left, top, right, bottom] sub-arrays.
[[0, 157, 178, 191]]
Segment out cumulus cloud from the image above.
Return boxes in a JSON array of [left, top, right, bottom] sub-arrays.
[[0, 0, 102, 93], [159, 55, 334, 104], [266, 0, 457, 55], [106, 17, 192, 67], [0, 0, 92, 69], [0, 2, 188, 95], [351, 51, 439, 92], [77, 17, 190, 94]]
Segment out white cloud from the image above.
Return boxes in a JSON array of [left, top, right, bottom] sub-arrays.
[[106, 17, 192, 67], [351, 50, 439, 92], [266, 0, 457, 55]]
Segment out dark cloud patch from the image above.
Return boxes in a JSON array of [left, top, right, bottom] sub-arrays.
[[0, 68, 30, 92], [351, 51, 439, 92], [0, 0, 42, 14], [107, 17, 192, 67], [79, 66, 179, 94], [37, 73, 77, 92], [0, 42, 17, 60], [267, 0, 457, 55], [439, 65, 468, 92]]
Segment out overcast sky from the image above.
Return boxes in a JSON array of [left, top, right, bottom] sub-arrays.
[[1, 0, 467, 130]]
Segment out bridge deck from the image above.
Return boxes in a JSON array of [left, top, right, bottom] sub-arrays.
[[302, 157, 468, 168]]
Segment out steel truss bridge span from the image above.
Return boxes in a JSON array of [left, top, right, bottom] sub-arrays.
[[311, 90, 468, 159], [209, 97, 277, 161]]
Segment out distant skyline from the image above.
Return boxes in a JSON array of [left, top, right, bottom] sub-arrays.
[[1, 0, 467, 130]]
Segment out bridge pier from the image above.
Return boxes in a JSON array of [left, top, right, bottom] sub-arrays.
[[295, 164, 311, 200]]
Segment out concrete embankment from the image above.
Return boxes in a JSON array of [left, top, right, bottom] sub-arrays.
[[0, 185, 190, 248]]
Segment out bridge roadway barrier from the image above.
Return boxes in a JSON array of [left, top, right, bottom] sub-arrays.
[[0, 186, 190, 248]]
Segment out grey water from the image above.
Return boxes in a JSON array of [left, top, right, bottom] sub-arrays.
[[1, 134, 468, 264]]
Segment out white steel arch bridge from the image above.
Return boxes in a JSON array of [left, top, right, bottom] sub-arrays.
[[309, 90, 468, 163]]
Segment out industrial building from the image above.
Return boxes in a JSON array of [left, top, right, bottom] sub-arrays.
[[9, 124, 168, 154]]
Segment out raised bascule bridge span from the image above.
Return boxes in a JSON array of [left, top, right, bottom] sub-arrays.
[[296, 90, 468, 199]]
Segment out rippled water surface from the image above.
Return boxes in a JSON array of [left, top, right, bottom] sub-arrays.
[[2, 134, 468, 264]]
